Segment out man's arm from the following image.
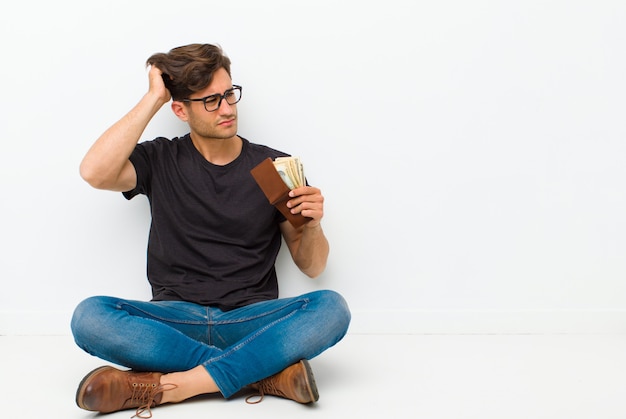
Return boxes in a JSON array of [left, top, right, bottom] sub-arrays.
[[79, 66, 171, 191], [280, 186, 329, 278]]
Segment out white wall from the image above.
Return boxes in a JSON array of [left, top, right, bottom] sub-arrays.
[[1, 0, 625, 335]]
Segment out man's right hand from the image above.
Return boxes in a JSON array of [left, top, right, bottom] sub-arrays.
[[148, 65, 172, 104], [147, 65, 172, 105]]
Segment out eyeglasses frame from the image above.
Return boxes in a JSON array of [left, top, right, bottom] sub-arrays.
[[180, 85, 243, 112]]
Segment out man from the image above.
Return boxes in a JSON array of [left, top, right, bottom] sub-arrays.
[[71, 43, 350, 418]]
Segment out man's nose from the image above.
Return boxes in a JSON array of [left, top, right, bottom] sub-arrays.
[[217, 97, 234, 113]]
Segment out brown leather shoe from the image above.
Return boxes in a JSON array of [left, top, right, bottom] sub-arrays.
[[246, 359, 319, 404], [76, 366, 168, 417]]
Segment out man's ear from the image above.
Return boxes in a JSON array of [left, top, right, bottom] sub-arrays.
[[171, 101, 189, 122]]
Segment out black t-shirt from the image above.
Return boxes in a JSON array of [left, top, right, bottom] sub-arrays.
[[123, 135, 290, 310]]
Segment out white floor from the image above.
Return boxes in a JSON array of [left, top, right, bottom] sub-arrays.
[[1, 333, 626, 419]]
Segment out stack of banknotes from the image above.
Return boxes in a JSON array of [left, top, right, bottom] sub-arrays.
[[273, 156, 305, 189]]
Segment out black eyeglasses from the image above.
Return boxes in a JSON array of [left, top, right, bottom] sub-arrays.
[[180, 85, 242, 112]]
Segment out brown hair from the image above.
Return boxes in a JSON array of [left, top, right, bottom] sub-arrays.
[[146, 43, 232, 100]]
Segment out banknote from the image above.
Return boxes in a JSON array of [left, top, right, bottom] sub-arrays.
[[273, 157, 305, 189]]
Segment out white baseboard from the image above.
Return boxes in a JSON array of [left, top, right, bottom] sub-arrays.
[[2, 309, 626, 336]]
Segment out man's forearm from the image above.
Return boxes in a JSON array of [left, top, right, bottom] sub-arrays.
[[294, 223, 329, 278], [79, 92, 165, 190]]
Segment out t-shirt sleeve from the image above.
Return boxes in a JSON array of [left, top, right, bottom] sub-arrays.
[[122, 141, 153, 200]]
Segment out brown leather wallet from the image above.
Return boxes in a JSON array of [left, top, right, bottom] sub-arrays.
[[250, 158, 308, 228]]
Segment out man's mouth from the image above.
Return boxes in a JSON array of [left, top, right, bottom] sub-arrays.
[[218, 118, 236, 126]]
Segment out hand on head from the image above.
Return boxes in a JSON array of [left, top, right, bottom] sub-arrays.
[[146, 64, 172, 104]]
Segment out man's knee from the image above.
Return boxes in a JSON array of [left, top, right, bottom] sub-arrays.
[[314, 290, 352, 336], [70, 296, 113, 346]]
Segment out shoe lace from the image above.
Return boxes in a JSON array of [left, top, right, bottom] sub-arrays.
[[245, 388, 266, 404], [131, 383, 177, 419], [245, 380, 282, 404]]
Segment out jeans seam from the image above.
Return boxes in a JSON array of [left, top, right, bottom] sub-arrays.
[[117, 302, 208, 325], [212, 298, 310, 326], [206, 306, 212, 346]]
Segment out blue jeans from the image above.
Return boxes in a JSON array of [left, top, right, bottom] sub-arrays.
[[70, 290, 350, 398]]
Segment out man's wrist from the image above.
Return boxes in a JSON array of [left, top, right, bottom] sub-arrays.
[[303, 222, 322, 231]]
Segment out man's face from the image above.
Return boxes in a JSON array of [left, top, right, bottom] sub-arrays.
[[181, 67, 239, 140]]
